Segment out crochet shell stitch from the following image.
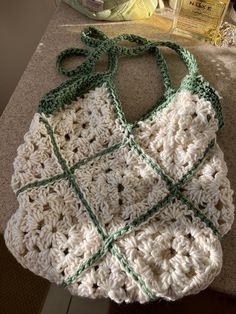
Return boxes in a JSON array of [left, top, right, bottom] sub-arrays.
[[4, 27, 234, 303]]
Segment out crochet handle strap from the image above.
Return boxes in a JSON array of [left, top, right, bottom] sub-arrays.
[[56, 28, 111, 78], [56, 27, 175, 93], [81, 27, 174, 94], [81, 27, 199, 78], [56, 27, 199, 88], [98, 27, 199, 78]]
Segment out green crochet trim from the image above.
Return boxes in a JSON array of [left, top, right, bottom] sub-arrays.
[[128, 138, 173, 187], [16, 173, 67, 197], [38, 72, 110, 116], [70, 141, 122, 172], [180, 74, 224, 129], [177, 194, 221, 238]]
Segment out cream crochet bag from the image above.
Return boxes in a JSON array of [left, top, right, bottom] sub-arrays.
[[4, 27, 234, 303]]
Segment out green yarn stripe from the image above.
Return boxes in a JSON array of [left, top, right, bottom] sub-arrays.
[[41, 118, 70, 175], [177, 194, 222, 239], [128, 138, 173, 187], [132, 79, 223, 130], [70, 141, 122, 173], [69, 175, 106, 239], [62, 244, 108, 288], [106, 81, 128, 128], [174, 140, 215, 188], [107, 193, 174, 241], [110, 245, 156, 301], [16, 141, 122, 196], [62, 234, 117, 287], [104, 141, 220, 244], [40, 116, 156, 301], [38, 73, 110, 116], [16, 173, 67, 197], [132, 92, 176, 129]]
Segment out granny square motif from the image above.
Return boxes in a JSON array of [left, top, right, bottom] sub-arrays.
[[4, 27, 234, 303]]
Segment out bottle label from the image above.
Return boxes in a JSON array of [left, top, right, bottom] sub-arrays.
[[175, 0, 228, 36]]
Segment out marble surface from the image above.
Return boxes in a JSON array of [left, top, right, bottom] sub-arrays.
[[0, 2, 236, 297]]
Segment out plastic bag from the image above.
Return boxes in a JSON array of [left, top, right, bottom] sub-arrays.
[[63, 0, 158, 21]]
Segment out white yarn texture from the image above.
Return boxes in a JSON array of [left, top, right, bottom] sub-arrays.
[[4, 84, 234, 303]]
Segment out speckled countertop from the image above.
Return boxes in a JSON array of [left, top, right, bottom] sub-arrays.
[[0, 1, 235, 297]]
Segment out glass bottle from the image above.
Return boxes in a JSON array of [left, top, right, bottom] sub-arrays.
[[172, 0, 230, 40]]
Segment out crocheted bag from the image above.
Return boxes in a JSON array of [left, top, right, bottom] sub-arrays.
[[4, 27, 234, 303]]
